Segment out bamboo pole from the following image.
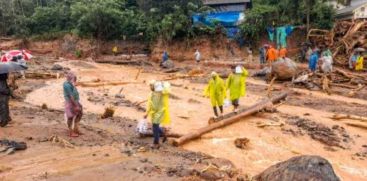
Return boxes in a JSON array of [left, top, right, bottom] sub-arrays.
[[172, 93, 288, 146]]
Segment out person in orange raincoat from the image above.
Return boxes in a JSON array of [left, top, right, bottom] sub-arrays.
[[266, 45, 278, 66], [279, 47, 287, 58]]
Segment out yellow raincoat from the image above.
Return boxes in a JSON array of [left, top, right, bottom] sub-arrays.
[[204, 74, 226, 106], [112, 46, 118, 54], [226, 68, 249, 101], [146, 89, 170, 126], [355, 56, 364, 71]]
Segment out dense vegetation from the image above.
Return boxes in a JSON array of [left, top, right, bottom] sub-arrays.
[[239, 0, 337, 41], [0, 0, 339, 42]]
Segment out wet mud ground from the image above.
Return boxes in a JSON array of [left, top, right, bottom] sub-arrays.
[[1, 57, 367, 180]]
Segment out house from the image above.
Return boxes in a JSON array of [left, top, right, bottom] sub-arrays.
[[336, 1, 367, 20], [202, 0, 252, 12], [193, 0, 252, 37]]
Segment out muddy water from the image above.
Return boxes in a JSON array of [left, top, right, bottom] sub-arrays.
[[25, 61, 367, 180]]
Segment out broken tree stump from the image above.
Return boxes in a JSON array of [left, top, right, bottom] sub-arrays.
[[172, 93, 288, 146]]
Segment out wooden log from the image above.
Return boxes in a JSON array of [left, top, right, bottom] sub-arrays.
[[78, 81, 142, 87], [139, 131, 183, 138], [331, 114, 367, 122], [330, 83, 358, 89], [25, 72, 60, 79], [204, 61, 265, 70], [345, 122, 367, 130], [172, 93, 288, 146]]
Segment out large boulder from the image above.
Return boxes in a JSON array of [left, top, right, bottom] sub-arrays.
[[271, 58, 298, 80], [254, 155, 340, 181]]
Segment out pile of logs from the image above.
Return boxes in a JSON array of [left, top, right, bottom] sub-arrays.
[[308, 20, 367, 66]]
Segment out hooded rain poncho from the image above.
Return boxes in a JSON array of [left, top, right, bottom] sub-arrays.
[[226, 68, 249, 101]]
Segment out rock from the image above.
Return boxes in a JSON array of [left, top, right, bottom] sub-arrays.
[[51, 64, 63, 71], [271, 58, 298, 80], [200, 167, 225, 180], [115, 94, 124, 99], [234, 138, 250, 149], [161, 60, 175, 69], [254, 155, 340, 181]]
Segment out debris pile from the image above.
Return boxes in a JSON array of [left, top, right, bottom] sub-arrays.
[[308, 20, 367, 66], [284, 116, 352, 149]]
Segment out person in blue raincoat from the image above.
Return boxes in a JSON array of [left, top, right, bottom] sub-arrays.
[[309, 48, 320, 72]]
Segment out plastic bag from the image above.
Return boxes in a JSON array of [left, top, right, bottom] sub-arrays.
[[136, 119, 148, 134]]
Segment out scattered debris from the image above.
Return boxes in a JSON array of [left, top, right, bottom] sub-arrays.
[[101, 107, 115, 119], [285, 116, 352, 149], [41, 103, 48, 110], [0, 139, 27, 155], [49, 135, 75, 148], [51, 64, 64, 71], [254, 155, 340, 181], [234, 138, 250, 149]]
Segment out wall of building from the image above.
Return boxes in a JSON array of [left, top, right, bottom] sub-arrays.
[[354, 4, 367, 19]]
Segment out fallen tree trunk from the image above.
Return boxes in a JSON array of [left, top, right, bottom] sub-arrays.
[[331, 114, 367, 122], [204, 61, 265, 70], [25, 72, 61, 79], [172, 93, 288, 146], [139, 132, 183, 138], [345, 122, 367, 130], [78, 81, 142, 87]]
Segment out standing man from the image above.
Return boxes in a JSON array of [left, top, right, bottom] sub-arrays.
[[204, 72, 226, 118], [194, 49, 201, 63], [259, 45, 269, 64], [145, 81, 170, 149], [308, 48, 319, 73], [279, 47, 287, 59], [266, 45, 278, 66], [63, 72, 83, 137], [161, 50, 169, 66], [227, 66, 248, 113], [0, 73, 11, 127]]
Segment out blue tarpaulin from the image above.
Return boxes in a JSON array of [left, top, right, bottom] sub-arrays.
[[192, 11, 243, 38], [193, 11, 242, 27]]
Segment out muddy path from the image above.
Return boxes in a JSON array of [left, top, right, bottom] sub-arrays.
[[0, 103, 241, 181], [1, 57, 367, 180]]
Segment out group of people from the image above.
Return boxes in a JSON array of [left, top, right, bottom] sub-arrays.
[[259, 45, 288, 66], [307, 47, 334, 73], [204, 66, 248, 118]]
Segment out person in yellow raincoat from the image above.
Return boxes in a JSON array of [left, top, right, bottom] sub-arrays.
[[112, 46, 118, 56], [355, 53, 364, 71], [144, 81, 170, 148], [204, 72, 226, 118], [226, 66, 248, 113]]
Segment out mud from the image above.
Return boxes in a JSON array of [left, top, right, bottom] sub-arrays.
[[283, 116, 352, 149]]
